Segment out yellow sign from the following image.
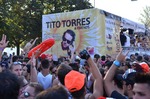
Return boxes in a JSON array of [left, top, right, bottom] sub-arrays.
[[42, 8, 107, 57]]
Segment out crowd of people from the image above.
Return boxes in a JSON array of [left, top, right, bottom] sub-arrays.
[[0, 34, 150, 99], [120, 28, 150, 49]]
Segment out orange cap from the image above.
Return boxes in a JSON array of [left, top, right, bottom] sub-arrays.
[[140, 62, 150, 73], [65, 70, 86, 92]]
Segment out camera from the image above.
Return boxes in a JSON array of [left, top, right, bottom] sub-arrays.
[[79, 49, 90, 60]]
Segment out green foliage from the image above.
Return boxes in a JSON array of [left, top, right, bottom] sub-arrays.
[[0, 0, 93, 55]]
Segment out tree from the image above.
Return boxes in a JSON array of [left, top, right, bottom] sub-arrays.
[[0, 0, 43, 55], [0, 0, 93, 55], [139, 6, 150, 28]]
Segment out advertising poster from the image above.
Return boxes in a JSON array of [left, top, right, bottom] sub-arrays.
[[105, 13, 121, 55], [42, 8, 106, 57]]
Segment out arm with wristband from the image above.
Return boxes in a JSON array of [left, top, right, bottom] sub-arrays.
[[79, 49, 103, 99], [104, 49, 129, 97]]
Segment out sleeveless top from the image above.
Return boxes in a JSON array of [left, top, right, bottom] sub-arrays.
[[37, 72, 52, 89]]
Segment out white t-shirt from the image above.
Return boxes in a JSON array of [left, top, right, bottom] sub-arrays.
[[124, 34, 130, 47], [37, 72, 52, 89], [87, 73, 93, 90]]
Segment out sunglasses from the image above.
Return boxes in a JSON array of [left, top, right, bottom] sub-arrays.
[[63, 37, 71, 44], [13, 61, 22, 65], [23, 92, 34, 98]]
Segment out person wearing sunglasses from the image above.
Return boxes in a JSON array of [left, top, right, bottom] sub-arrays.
[[19, 53, 44, 99], [10, 61, 23, 77], [61, 29, 76, 58], [19, 82, 44, 99]]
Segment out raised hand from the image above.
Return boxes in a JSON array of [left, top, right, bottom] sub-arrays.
[[31, 53, 36, 67], [23, 37, 38, 54], [0, 34, 9, 51], [116, 49, 129, 62], [34, 47, 42, 58]]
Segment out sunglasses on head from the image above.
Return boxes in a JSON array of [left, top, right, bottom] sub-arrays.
[[13, 61, 22, 65], [63, 37, 71, 44]]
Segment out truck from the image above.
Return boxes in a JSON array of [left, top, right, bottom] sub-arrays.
[[42, 8, 147, 58]]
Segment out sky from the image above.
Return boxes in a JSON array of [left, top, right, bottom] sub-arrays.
[[89, 0, 150, 24]]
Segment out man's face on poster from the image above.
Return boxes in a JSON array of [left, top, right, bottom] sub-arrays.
[[61, 32, 73, 50]]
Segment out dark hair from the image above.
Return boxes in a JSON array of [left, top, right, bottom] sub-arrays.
[[135, 53, 139, 56], [130, 54, 134, 58], [94, 54, 100, 62], [125, 61, 131, 68], [135, 73, 150, 87], [125, 72, 136, 88], [41, 59, 50, 69], [36, 85, 68, 99], [75, 59, 80, 64], [120, 30, 127, 46], [69, 63, 79, 71], [94, 54, 100, 59], [144, 55, 149, 61], [71, 84, 85, 99], [12, 55, 18, 62], [104, 61, 113, 69], [101, 55, 106, 61], [0, 70, 20, 99], [26, 64, 31, 73], [23, 57, 30, 62], [62, 29, 76, 44], [114, 69, 124, 89], [57, 64, 72, 85], [136, 55, 143, 62], [99, 68, 105, 78]]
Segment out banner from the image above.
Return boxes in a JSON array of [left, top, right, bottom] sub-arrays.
[[104, 14, 121, 55], [42, 8, 105, 57]]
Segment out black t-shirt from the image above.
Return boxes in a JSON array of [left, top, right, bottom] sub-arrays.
[[111, 90, 128, 99]]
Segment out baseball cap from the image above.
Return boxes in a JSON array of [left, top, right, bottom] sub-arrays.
[[40, 54, 47, 60], [139, 62, 149, 73], [117, 69, 136, 85], [122, 69, 136, 79], [65, 70, 86, 92], [0, 61, 9, 69]]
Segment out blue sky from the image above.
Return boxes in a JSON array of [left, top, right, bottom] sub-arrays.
[[89, 0, 150, 24]]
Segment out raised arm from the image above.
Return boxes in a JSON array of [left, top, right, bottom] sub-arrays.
[[0, 34, 9, 61], [29, 53, 38, 83], [23, 37, 38, 57], [30, 37, 38, 48], [104, 49, 128, 96], [79, 49, 103, 98]]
